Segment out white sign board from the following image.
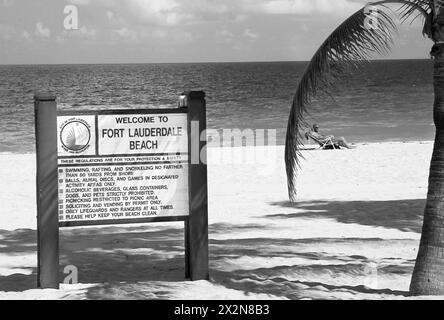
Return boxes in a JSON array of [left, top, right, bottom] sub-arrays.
[[57, 111, 189, 226]]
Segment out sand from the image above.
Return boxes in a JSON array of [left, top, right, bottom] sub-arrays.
[[0, 141, 439, 299]]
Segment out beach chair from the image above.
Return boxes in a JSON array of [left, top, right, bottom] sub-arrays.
[[305, 131, 340, 150]]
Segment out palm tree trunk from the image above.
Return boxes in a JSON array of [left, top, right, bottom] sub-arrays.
[[410, 43, 444, 295]]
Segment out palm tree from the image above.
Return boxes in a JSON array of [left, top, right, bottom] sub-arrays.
[[285, 0, 444, 296]]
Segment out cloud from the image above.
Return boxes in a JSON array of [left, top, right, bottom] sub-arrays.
[[67, 0, 360, 28], [106, 10, 114, 21], [69, 0, 90, 5], [220, 28, 235, 41], [113, 27, 138, 41], [1, 0, 14, 7], [21, 30, 32, 42], [56, 26, 97, 44], [74, 26, 97, 39], [35, 22, 51, 38], [79, 26, 97, 38], [248, 0, 361, 15], [0, 0, 430, 63], [243, 28, 260, 41], [122, 0, 359, 26], [127, 0, 192, 26], [109, 26, 194, 45], [132, 0, 361, 23]]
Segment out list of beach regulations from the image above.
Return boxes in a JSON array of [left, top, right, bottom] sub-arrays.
[[57, 112, 189, 225]]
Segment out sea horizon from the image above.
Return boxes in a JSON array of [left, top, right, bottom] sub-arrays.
[[0, 57, 433, 66], [0, 59, 436, 153]]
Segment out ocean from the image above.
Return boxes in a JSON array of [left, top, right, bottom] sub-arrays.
[[0, 59, 435, 153]]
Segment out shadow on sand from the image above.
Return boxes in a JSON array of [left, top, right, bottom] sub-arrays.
[[0, 226, 187, 294], [0, 198, 424, 298], [269, 199, 426, 233], [0, 229, 37, 291]]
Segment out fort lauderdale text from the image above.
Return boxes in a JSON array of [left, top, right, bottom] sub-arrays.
[[101, 127, 184, 151], [101, 127, 183, 139]]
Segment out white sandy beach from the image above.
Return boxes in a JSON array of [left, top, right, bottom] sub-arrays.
[[0, 141, 437, 299]]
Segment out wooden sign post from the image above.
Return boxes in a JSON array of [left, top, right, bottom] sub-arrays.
[[34, 94, 60, 289], [34, 91, 209, 289], [185, 91, 209, 281]]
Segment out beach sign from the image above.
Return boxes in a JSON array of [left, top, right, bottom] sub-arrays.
[[57, 111, 189, 226], [34, 92, 209, 289]]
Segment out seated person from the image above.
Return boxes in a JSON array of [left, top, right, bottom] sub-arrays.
[[306, 124, 355, 149]]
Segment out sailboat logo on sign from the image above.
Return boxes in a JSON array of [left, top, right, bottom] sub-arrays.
[[60, 118, 91, 153]]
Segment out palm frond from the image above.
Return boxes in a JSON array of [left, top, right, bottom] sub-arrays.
[[399, 0, 431, 21], [285, 0, 430, 202], [397, 0, 432, 36]]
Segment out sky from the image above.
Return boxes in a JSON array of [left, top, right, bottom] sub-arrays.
[[0, 0, 434, 64]]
